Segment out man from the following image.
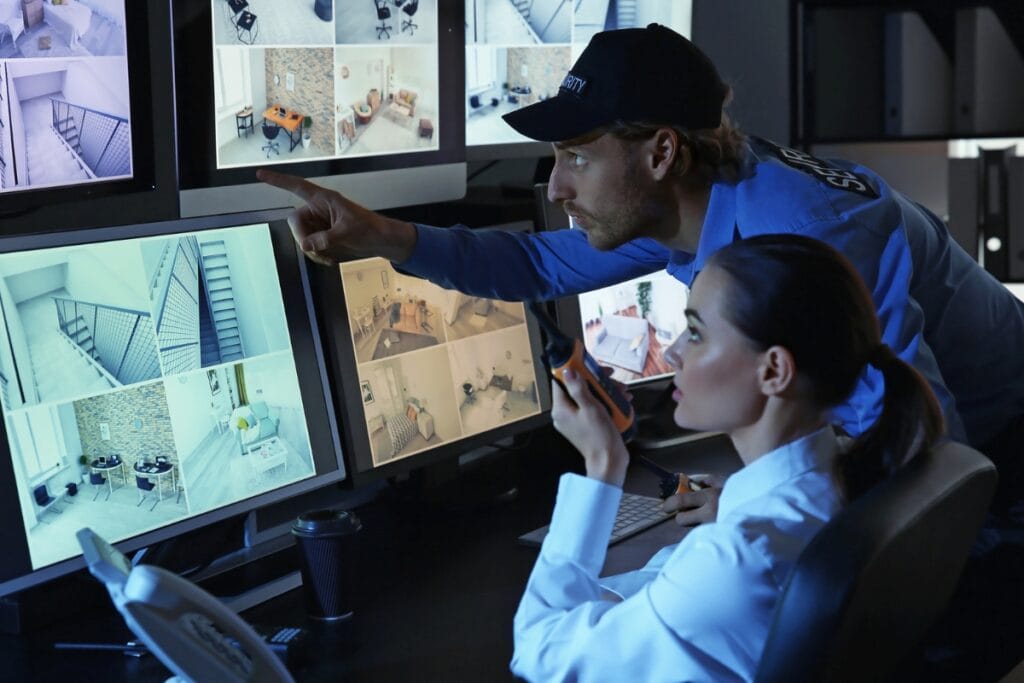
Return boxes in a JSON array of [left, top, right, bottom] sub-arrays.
[[260, 24, 1024, 676]]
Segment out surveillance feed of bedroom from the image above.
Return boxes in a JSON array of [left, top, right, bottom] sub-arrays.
[[0, 0, 131, 193], [0, 223, 318, 571], [340, 258, 542, 467]]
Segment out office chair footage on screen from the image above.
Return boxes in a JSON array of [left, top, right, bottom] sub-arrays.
[[374, 0, 392, 40], [754, 440, 996, 683], [401, 0, 419, 35], [262, 122, 281, 158]]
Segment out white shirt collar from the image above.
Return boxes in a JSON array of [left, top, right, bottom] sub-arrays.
[[718, 426, 840, 518]]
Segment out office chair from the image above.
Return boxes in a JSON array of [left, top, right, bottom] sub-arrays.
[[754, 440, 997, 683], [261, 123, 281, 158], [90, 471, 110, 501], [374, 1, 392, 40], [401, 0, 419, 35], [136, 475, 160, 511]]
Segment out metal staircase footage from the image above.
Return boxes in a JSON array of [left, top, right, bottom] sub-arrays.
[[198, 239, 244, 364], [513, 0, 532, 20], [50, 97, 130, 179], [616, 0, 637, 28], [51, 297, 161, 390], [153, 236, 243, 373]]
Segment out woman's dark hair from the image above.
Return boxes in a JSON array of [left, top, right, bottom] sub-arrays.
[[706, 234, 944, 501]]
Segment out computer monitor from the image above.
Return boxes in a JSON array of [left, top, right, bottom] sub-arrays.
[[0, 0, 178, 231], [465, 2, 693, 161], [311, 226, 552, 483], [0, 208, 345, 598], [173, 1, 466, 217]]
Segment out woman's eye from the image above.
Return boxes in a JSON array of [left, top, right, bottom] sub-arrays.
[[687, 326, 701, 342]]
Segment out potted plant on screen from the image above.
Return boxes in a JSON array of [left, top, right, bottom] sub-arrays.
[[302, 116, 313, 149], [78, 454, 90, 484]]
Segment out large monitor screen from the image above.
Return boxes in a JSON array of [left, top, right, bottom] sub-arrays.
[[174, 1, 466, 215], [313, 234, 552, 480], [0, 0, 177, 227], [465, 1, 692, 157], [0, 210, 344, 597]]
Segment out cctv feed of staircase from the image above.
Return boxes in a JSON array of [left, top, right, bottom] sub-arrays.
[[0, 223, 320, 572], [0, 0, 132, 193], [211, 0, 441, 169]]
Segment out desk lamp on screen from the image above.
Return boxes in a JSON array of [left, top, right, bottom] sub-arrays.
[[173, 0, 466, 216], [464, 1, 692, 161], [0, 209, 345, 605], [312, 224, 552, 484]]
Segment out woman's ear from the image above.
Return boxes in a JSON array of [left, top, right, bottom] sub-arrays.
[[758, 345, 796, 397]]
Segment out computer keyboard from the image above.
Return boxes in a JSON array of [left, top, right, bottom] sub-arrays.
[[517, 491, 673, 547]]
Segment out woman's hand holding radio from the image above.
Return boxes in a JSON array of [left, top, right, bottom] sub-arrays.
[[550, 368, 630, 488]]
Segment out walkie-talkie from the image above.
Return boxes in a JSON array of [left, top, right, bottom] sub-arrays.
[[528, 301, 637, 441]]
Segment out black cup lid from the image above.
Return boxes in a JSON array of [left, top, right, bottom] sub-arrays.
[[292, 509, 362, 537]]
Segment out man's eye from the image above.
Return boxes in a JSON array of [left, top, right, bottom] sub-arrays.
[[571, 153, 586, 167]]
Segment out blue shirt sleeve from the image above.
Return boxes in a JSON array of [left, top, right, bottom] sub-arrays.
[[400, 224, 672, 300]]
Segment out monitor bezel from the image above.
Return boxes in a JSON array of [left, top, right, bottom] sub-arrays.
[[309, 230, 553, 486], [0, 208, 346, 598], [0, 0, 178, 232], [171, 0, 466, 204]]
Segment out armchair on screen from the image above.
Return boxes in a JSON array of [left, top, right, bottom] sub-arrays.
[[754, 441, 996, 683], [230, 402, 280, 454], [374, 0, 392, 40]]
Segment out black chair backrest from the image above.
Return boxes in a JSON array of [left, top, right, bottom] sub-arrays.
[[33, 485, 49, 506], [755, 440, 997, 683], [90, 472, 105, 485], [262, 122, 280, 140], [376, 2, 390, 20], [404, 0, 418, 14], [136, 475, 154, 491]]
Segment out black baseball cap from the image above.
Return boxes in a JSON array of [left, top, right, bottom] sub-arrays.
[[503, 24, 728, 143]]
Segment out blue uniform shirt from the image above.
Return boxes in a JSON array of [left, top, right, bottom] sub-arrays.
[[511, 427, 844, 682], [402, 137, 1024, 446]]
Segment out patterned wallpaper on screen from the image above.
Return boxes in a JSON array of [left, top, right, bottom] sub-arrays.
[[265, 48, 335, 155]]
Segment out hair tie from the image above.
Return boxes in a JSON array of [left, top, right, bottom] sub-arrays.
[[868, 344, 894, 368]]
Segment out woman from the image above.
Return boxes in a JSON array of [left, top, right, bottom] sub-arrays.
[[511, 234, 944, 682]]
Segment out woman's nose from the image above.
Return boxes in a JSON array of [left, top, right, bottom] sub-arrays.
[[664, 336, 685, 369]]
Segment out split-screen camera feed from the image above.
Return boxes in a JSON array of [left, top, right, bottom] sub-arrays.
[[578, 270, 690, 386], [211, 0, 440, 168], [0, 224, 317, 570], [465, 0, 690, 147], [340, 258, 542, 467], [0, 0, 131, 193]]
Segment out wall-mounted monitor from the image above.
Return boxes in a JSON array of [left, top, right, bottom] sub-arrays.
[[465, 0, 692, 160], [173, 0, 466, 217], [0, 0, 178, 232], [0, 209, 345, 597], [312, 226, 552, 483]]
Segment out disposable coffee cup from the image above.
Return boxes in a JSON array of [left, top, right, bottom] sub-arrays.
[[291, 509, 362, 621]]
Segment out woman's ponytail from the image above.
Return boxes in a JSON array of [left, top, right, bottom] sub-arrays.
[[835, 345, 944, 501]]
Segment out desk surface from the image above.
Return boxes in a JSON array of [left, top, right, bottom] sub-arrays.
[[0, 429, 740, 682]]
